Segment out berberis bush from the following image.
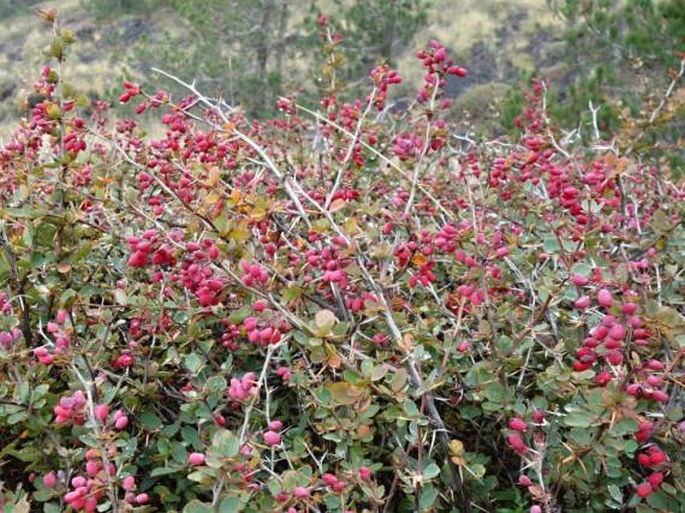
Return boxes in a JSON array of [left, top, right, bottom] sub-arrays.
[[0, 9, 683, 513]]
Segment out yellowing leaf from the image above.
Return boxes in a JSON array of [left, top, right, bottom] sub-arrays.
[[329, 198, 346, 212], [113, 289, 128, 306], [56, 262, 72, 274], [412, 254, 427, 266], [205, 191, 221, 206], [315, 309, 338, 334], [448, 439, 466, 466], [207, 167, 221, 186], [324, 382, 366, 405]]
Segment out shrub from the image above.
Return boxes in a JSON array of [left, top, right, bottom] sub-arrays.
[[0, 10, 683, 513]]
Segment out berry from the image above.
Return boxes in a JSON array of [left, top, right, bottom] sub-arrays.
[[188, 452, 206, 466]]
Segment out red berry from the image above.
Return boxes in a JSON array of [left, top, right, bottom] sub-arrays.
[[636, 482, 653, 498], [508, 417, 528, 432], [647, 472, 664, 488]]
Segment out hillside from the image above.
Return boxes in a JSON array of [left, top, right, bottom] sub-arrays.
[[0, 0, 565, 137]]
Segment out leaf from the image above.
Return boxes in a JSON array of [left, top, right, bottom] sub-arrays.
[[651, 209, 673, 235], [324, 382, 366, 405], [646, 490, 673, 510], [391, 368, 408, 392], [185, 353, 203, 374], [218, 497, 241, 513], [183, 499, 215, 513], [281, 285, 301, 304], [564, 409, 595, 428], [212, 429, 240, 458], [150, 467, 179, 477], [403, 399, 420, 417], [423, 462, 441, 480], [139, 411, 163, 430], [419, 484, 439, 509], [113, 289, 127, 306], [608, 484, 622, 503], [448, 439, 466, 466], [611, 418, 638, 436], [370, 365, 387, 382], [315, 309, 338, 335]]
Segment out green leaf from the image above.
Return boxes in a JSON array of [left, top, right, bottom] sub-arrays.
[[149, 467, 179, 477], [543, 236, 560, 253], [212, 429, 239, 458], [281, 285, 301, 304], [423, 462, 440, 480], [611, 418, 637, 436], [403, 399, 420, 417], [185, 353, 203, 374], [564, 408, 595, 428], [218, 497, 241, 513], [139, 411, 163, 430], [183, 499, 215, 513], [608, 484, 622, 503], [43, 503, 61, 513], [370, 364, 387, 382], [419, 483, 439, 509], [646, 490, 673, 510]]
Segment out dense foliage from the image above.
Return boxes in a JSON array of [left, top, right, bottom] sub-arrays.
[[0, 10, 683, 513]]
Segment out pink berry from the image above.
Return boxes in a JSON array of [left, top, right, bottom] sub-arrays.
[[606, 352, 623, 365], [57, 309, 68, 324], [574, 296, 591, 310], [518, 475, 533, 486], [651, 390, 669, 403], [597, 289, 613, 308], [188, 452, 206, 466], [359, 466, 372, 481], [292, 486, 310, 498], [622, 303, 637, 315], [571, 274, 589, 286], [43, 471, 57, 488], [95, 404, 109, 423], [268, 420, 283, 431], [507, 433, 527, 454], [508, 417, 528, 432], [646, 360, 664, 371], [608, 324, 626, 340], [122, 475, 136, 491], [263, 430, 281, 446], [135, 493, 149, 504], [322, 473, 338, 486]]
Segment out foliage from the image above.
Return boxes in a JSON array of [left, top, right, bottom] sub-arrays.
[[329, 0, 428, 81], [540, 0, 685, 173], [0, 10, 684, 513]]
